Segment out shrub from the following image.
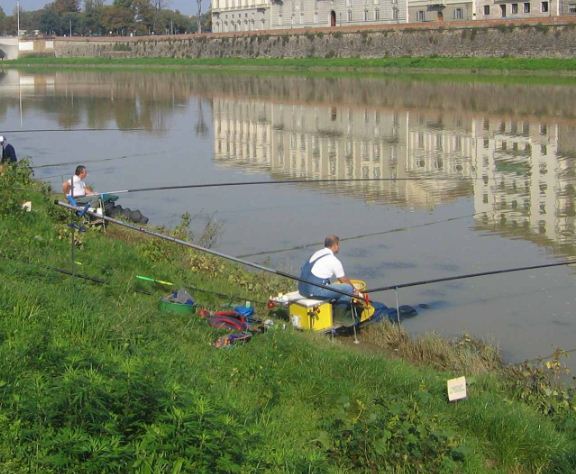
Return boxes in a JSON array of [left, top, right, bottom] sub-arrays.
[[0, 161, 34, 215]]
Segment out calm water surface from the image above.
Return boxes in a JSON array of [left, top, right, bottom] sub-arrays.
[[2, 69, 576, 369]]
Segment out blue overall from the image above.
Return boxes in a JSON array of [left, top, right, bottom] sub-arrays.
[[298, 253, 354, 304]]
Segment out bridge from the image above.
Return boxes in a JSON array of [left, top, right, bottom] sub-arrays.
[[0, 38, 19, 60]]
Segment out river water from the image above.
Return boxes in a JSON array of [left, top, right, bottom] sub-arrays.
[[2, 68, 576, 370]]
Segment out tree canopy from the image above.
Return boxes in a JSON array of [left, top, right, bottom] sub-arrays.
[[1, 0, 207, 37]]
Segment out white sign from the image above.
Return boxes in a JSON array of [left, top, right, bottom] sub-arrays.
[[447, 376, 467, 402], [19, 41, 34, 51]]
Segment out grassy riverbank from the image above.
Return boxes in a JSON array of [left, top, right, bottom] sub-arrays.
[[6, 55, 576, 75], [1, 162, 576, 472]]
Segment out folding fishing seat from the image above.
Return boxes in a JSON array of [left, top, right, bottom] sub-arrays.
[[66, 194, 106, 228]]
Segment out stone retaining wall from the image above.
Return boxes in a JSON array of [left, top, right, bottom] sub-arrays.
[[54, 17, 576, 59]]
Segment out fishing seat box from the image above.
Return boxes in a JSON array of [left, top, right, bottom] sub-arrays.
[[288, 296, 333, 331]]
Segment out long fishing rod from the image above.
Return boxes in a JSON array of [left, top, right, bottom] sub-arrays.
[[367, 260, 576, 294], [0, 252, 106, 285], [101, 176, 473, 196], [32, 155, 131, 170], [59, 202, 562, 300], [2, 128, 145, 134], [57, 201, 357, 300]]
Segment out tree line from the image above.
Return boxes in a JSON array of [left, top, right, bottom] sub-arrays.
[[0, 0, 211, 37]]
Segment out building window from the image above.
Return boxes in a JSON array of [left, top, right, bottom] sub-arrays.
[[500, 4, 506, 16], [364, 9, 368, 20], [314, 11, 318, 22], [454, 7, 463, 19], [436, 134, 443, 151], [347, 10, 352, 21], [569, 3, 576, 12], [484, 5, 490, 14], [524, 2, 531, 12], [541, 1, 548, 11], [375, 9, 380, 19], [455, 135, 462, 151], [393, 7, 399, 19], [512, 3, 518, 13], [418, 133, 424, 148], [417, 10, 425, 21]]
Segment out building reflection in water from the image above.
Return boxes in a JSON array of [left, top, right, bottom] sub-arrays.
[[474, 118, 576, 254], [3, 69, 576, 259], [213, 96, 576, 258], [213, 99, 474, 210]]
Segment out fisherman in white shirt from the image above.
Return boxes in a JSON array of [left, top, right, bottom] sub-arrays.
[[298, 234, 358, 304], [62, 165, 97, 204]]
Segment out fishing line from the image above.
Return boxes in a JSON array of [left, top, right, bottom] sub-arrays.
[[101, 176, 473, 196], [31, 155, 131, 170], [520, 347, 576, 365], [367, 260, 576, 294], [58, 201, 358, 300], [31, 148, 179, 171], [2, 128, 145, 134], [236, 207, 521, 259]]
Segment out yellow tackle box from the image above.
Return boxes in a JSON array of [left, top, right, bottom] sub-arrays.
[[289, 298, 333, 331]]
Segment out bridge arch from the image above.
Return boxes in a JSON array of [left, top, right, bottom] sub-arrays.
[[0, 38, 19, 60]]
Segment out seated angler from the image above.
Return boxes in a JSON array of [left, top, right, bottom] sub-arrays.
[[62, 165, 98, 205], [298, 234, 358, 305]]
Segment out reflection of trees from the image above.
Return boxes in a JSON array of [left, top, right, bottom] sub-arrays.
[[52, 97, 83, 129], [195, 98, 208, 137], [188, 75, 576, 121], [4, 70, 576, 135]]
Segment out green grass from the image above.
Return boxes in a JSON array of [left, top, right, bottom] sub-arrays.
[[7, 55, 576, 73], [1, 162, 575, 472], [6, 55, 576, 88]]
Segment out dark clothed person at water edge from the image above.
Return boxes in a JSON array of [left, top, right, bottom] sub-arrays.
[[0, 136, 17, 164], [298, 235, 358, 304]]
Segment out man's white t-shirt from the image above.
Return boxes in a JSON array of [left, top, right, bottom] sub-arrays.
[[309, 248, 345, 280], [66, 175, 87, 197]]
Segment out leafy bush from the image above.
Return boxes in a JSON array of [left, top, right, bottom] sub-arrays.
[[0, 161, 34, 215], [323, 396, 466, 471]]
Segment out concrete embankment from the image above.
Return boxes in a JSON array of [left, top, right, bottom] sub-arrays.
[[49, 16, 576, 59]]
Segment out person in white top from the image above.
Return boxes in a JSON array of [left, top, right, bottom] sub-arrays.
[[62, 165, 96, 203], [298, 234, 358, 303]]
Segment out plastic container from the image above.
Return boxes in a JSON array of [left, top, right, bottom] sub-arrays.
[[159, 299, 195, 314], [350, 279, 367, 291]]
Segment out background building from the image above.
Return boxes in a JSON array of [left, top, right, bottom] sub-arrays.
[[212, 0, 407, 32], [212, 0, 576, 32]]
